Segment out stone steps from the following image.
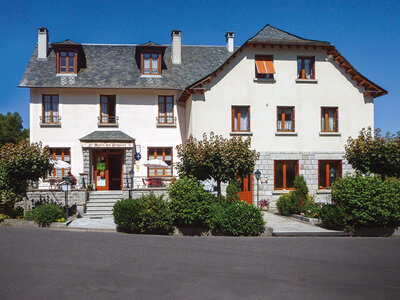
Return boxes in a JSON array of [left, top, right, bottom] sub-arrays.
[[84, 191, 123, 219]]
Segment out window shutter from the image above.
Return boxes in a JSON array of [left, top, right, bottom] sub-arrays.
[[292, 107, 295, 131], [338, 161, 342, 178], [335, 107, 339, 132], [312, 57, 315, 79], [265, 56, 276, 74], [231, 107, 235, 132], [248, 106, 251, 131]]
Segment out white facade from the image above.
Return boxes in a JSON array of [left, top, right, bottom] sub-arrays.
[[24, 25, 386, 205], [30, 88, 184, 179]]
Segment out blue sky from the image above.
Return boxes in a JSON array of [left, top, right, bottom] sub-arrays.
[[1, 0, 399, 133]]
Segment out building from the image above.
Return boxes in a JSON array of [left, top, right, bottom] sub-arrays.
[[19, 25, 387, 209]]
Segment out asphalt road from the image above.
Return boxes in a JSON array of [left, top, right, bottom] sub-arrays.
[[0, 227, 399, 300]]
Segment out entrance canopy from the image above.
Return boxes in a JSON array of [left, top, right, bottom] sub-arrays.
[[80, 130, 135, 148]]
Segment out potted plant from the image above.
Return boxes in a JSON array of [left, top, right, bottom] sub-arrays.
[[259, 199, 270, 211]]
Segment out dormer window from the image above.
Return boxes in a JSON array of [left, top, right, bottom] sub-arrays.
[[57, 50, 77, 74], [141, 52, 160, 75]]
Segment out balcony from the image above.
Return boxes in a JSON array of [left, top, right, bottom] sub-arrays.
[[98, 116, 119, 127], [40, 116, 61, 127], [156, 116, 177, 127]]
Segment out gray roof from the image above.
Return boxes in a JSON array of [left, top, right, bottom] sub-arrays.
[[19, 44, 234, 89], [80, 130, 135, 142], [247, 25, 332, 46]]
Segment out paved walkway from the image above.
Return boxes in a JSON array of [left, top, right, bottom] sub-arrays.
[[263, 212, 348, 236], [68, 217, 117, 230]]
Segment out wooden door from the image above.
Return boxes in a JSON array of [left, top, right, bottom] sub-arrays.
[[94, 153, 109, 190], [238, 174, 253, 205]]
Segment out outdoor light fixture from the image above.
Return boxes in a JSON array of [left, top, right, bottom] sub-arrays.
[[63, 175, 72, 219], [329, 168, 336, 188], [255, 170, 261, 207], [129, 169, 134, 198]]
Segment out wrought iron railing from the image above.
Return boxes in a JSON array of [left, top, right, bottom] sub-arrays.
[[98, 116, 119, 125], [40, 116, 61, 124], [156, 116, 176, 125]]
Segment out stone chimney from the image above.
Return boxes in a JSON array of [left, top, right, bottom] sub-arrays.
[[37, 27, 49, 60], [225, 32, 234, 53], [171, 30, 181, 65]]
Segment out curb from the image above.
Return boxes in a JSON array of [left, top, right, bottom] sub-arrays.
[[272, 231, 351, 237]]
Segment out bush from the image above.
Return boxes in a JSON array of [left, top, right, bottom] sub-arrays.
[[0, 214, 7, 222], [299, 203, 321, 218], [277, 192, 293, 216], [319, 204, 345, 230], [113, 193, 173, 234], [332, 173, 400, 229], [31, 204, 64, 226], [169, 177, 213, 227], [276, 175, 311, 216], [208, 200, 265, 236], [226, 181, 240, 202]]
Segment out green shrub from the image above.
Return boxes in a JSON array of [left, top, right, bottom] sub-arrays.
[[113, 193, 173, 234], [319, 204, 345, 230], [113, 198, 142, 232], [226, 181, 240, 202], [299, 203, 320, 218], [24, 210, 33, 220], [332, 173, 400, 229], [291, 175, 309, 213], [31, 204, 64, 226], [277, 193, 293, 216], [208, 200, 265, 236], [169, 177, 213, 227], [0, 214, 7, 222]]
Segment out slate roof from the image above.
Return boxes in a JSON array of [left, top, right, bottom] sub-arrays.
[[80, 130, 135, 142], [19, 44, 234, 89], [247, 24, 332, 46]]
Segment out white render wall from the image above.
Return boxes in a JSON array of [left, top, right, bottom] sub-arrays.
[[188, 46, 374, 150], [30, 88, 185, 178]]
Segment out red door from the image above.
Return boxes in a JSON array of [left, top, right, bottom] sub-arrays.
[[94, 153, 109, 191], [238, 174, 253, 205]]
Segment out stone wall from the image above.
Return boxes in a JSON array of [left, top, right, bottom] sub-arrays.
[[253, 151, 354, 208], [22, 189, 88, 210], [122, 188, 169, 200]]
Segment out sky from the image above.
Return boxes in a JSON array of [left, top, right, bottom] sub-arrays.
[[0, 0, 399, 133]]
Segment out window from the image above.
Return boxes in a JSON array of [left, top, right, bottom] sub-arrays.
[[318, 160, 342, 189], [232, 106, 250, 132], [147, 147, 173, 176], [277, 107, 295, 132], [42, 94, 59, 123], [100, 95, 116, 124], [321, 107, 338, 132], [158, 96, 174, 124], [57, 50, 77, 74], [255, 55, 275, 79], [141, 52, 161, 75], [49, 148, 70, 177], [274, 160, 298, 190], [297, 57, 315, 79]]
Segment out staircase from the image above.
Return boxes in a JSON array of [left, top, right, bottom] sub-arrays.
[[84, 191, 123, 218]]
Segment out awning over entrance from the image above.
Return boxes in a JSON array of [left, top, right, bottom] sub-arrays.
[[80, 130, 135, 148]]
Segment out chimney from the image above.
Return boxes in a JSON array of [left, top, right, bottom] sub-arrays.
[[171, 30, 181, 65], [225, 32, 234, 53], [37, 27, 49, 60]]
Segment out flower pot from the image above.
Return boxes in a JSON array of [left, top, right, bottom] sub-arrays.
[[261, 205, 269, 211]]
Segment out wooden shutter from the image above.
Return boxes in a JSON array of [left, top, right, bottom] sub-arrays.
[[255, 58, 267, 74], [247, 106, 251, 131], [338, 161, 342, 178], [292, 107, 295, 131], [265, 56, 276, 74], [335, 107, 339, 132]]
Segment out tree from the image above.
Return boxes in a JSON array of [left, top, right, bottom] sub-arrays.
[[0, 112, 29, 147], [0, 139, 53, 215], [176, 132, 260, 195], [344, 127, 400, 179]]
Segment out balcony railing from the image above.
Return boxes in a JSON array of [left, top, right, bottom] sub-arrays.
[[156, 116, 176, 125], [98, 116, 119, 126], [40, 116, 61, 125]]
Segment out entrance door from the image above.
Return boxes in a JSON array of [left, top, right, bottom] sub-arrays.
[[238, 174, 253, 205], [94, 153, 109, 190], [109, 154, 122, 190]]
